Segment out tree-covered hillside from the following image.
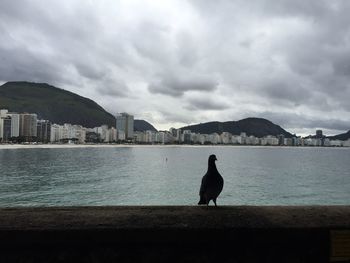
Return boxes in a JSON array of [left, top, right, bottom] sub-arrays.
[[181, 118, 293, 137], [0, 81, 116, 127]]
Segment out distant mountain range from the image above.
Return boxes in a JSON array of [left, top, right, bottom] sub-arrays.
[[1, 81, 348, 139], [180, 118, 294, 138]]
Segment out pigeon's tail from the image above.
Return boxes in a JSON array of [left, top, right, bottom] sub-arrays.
[[198, 196, 206, 205]]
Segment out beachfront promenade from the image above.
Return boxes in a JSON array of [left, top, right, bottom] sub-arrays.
[[0, 206, 349, 262]]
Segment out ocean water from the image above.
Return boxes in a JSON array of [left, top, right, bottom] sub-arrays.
[[0, 146, 349, 206]]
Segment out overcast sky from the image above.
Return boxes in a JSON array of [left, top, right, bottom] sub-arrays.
[[1, 0, 350, 135]]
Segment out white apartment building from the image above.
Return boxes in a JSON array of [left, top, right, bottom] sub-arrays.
[[232, 135, 242, 144], [208, 133, 220, 144], [343, 139, 350, 147], [134, 131, 145, 143], [221, 132, 232, 144], [0, 109, 8, 139], [109, 127, 117, 142], [245, 135, 259, 145], [96, 125, 109, 142], [9, 113, 20, 137], [50, 123, 86, 143], [330, 140, 342, 147], [261, 135, 279, 146], [117, 130, 126, 141], [198, 134, 209, 145], [145, 130, 156, 143]]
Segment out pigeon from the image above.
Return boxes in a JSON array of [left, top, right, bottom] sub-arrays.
[[198, 154, 224, 206]]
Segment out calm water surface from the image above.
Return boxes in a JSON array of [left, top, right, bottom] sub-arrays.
[[0, 146, 349, 206]]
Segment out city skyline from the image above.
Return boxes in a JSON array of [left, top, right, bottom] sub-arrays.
[[1, 1, 350, 136], [1, 105, 349, 138], [1, 108, 349, 147]]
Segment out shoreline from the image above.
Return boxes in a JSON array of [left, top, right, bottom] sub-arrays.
[[0, 143, 349, 150]]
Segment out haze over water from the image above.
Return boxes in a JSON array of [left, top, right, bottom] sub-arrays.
[[0, 146, 349, 207]]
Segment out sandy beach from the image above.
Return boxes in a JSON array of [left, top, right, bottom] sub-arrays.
[[0, 144, 223, 150], [0, 144, 348, 150], [0, 144, 158, 150]]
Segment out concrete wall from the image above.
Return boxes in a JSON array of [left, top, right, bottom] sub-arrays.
[[0, 206, 350, 262]]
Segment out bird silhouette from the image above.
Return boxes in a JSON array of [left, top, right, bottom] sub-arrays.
[[198, 154, 224, 206]]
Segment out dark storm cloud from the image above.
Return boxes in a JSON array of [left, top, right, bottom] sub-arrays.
[[176, 31, 199, 67], [157, 109, 196, 125], [255, 112, 350, 132], [261, 79, 311, 105], [148, 74, 218, 97], [131, 21, 172, 64], [259, 0, 350, 112], [74, 64, 107, 81], [332, 53, 350, 77], [96, 79, 130, 98], [0, 44, 68, 85], [192, 0, 345, 21], [0, 0, 102, 85], [185, 98, 229, 111], [1, 0, 350, 133], [191, 1, 350, 90]]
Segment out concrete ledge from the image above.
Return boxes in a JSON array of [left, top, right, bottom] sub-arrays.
[[1, 206, 350, 262]]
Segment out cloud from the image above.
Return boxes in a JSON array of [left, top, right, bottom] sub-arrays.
[[185, 97, 229, 111], [254, 111, 350, 134], [148, 73, 218, 97], [157, 109, 197, 125], [74, 64, 107, 81], [261, 79, 311, 105], [96, 78, 130, 98], [176, 31, 199, 67], [0, 45, 69, 85], [1, 0, 350, 134]]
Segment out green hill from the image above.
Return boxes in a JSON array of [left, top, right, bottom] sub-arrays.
[[0, 81, 116, 128], [180, 118, 293, 137], [328, 130, 350, 140], [134, 120, 157, 132]]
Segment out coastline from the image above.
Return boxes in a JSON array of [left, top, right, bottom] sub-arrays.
[[0, 144, 136, 150], [0, 143, 349, 150], [0, 144, 230, 150], [0, 144, 218, 150]]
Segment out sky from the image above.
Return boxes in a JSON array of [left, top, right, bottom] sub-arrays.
[[1, 0, 350, 136]]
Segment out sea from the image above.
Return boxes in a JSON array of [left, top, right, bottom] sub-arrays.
[[0, 146, 349, 206]]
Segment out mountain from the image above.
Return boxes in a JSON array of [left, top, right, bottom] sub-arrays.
[[328, 130, 350, 140], [180, 117, 293, 138], [134, 120, 157, 132], [0, 81, 116, 128]]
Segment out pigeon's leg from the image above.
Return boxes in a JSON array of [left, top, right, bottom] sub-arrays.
[[213, 198, 217, 207]]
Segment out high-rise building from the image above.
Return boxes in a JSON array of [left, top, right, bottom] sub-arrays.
[[19, 113, 37, 138], [9, 113, 20, 137], [316, 130, 323, 138], [0, 109, 8, 139], [116, 113, 134, 140], [278, 134, 285, 146], [2, 116, 12, 141], [0, 110, 20, 140], [37, 120, 51, 143], [182, 130, 191, 144], [0, 109, 8, 117]]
